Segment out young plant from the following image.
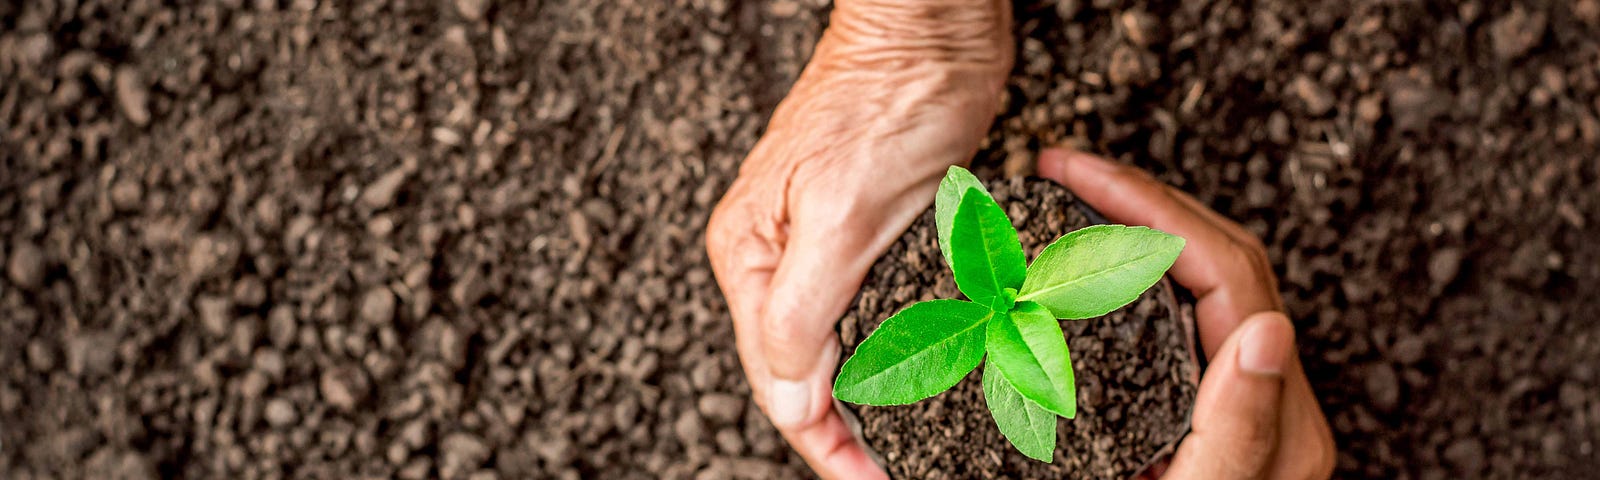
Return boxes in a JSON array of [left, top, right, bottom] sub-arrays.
[[832, 166, 1186, 462]]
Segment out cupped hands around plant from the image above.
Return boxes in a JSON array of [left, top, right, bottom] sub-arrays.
[[833, 166, 1185, 462]]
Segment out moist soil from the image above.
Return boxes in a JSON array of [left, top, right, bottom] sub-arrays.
[[839, 178, 1199, 478], [4, 0, 1600, 479]]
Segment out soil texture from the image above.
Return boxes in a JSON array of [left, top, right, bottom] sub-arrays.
[[983, 2, 1600, 478], [1, 0, 823, 478], [839, 178, 1199, 479]]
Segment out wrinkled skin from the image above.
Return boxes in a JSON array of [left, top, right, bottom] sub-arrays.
[[706, 2, 1012, 478], [705, 1, 1334, 478]]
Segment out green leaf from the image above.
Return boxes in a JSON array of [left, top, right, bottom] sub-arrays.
[[936, 166, 988, 267], [983, 361, 1057, 462], [949, 189, 1027, 311], [1018, 225, 1185, 319], [985, 301, 1076, 418], [834, 300, 993, 405]]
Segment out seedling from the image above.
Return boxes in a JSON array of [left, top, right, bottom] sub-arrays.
[[833, 166, 1185, 462]]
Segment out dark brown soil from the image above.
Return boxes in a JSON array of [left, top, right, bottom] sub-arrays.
[[3, 0, 1600, 479], [839, 178, 1199, 478], [1, 1, 820, 478]]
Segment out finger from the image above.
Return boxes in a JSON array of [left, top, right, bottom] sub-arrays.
[[1265, 355, 1338, 480], [783, 340, 888, 480], [1157, 182, 1283, 312], [793, 404, 890, 480], [1159, 183, 1261, 248], [753, 217, 893, 479], [708, 187, 890, 480], [758, 213, 884, 426], [706, 180, 785, 390], [1035, 148, 1246, 299], [1037, 148, 1279, 355], [1165, 312, 1295, 480]]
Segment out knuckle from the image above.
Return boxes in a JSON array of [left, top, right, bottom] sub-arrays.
[[760, 297, 828, 352], [762, 309, 809, 346], [705, 213, 727, 251], [1220, 243, 1262, 275], [1211, 443, 1274, 480], [705, 202, 738, 252], [705, 182, 782, 258], [1225, 237, 1275, 281], [1234, 234, 1270, 259], [1241, 423, 1277, 452], [1236, 237, 1283, 300], [704, 225, 739, 280]]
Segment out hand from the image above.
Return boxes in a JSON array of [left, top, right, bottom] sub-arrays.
[[705, 1, 1013, 478], [1037, 149, 1336, 479]]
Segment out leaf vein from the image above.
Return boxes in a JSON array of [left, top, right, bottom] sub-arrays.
[[849, 312, 992, 389], [1018, 249, 1165, 301]]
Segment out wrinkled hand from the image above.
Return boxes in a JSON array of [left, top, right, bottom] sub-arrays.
[[705, 1, 1013, 478], [1038, 149, 1336, 479]]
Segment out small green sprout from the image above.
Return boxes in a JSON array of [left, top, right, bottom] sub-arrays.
[[833, 166, 1185, 462]]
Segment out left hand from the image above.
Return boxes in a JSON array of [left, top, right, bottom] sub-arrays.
[[705, 1, 1014, 478]]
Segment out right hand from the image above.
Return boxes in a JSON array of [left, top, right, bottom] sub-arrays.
[[1038, 148, 1336, 479]]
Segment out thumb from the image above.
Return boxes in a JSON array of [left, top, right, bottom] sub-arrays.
[[1166, 311, 1296, 479], [758, 223, 882, 429], [761, 225, 876, 428]]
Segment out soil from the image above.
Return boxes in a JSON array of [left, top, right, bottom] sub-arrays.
[[839, 178, 1199, 478], [2, 0, 1600, 479]]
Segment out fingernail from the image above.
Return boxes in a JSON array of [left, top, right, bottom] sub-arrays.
[[1237, 313, 1292, 376], [768, 379, 812, 427]]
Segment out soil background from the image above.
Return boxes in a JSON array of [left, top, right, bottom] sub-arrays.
[[3, 0, 1599, 479]]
